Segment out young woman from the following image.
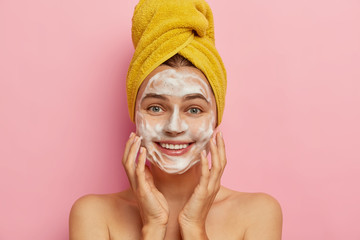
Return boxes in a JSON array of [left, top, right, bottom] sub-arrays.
[[69, 1, 282, 239]]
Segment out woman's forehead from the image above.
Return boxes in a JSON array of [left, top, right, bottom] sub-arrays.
[[137, 66, 213, 101], [147, 69, 210, 98]]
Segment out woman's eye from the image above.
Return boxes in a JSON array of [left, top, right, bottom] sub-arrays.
[[188, 108, 201, 114], [148, 106, 163, 113]]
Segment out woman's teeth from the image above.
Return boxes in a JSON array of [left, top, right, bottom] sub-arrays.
[[160, 143, 189, 150]]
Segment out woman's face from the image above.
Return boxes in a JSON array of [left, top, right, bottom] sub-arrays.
[[135, 65, 217, 174]]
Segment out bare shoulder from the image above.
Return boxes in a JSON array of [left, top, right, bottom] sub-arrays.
[[218, 187, 282, 212], [69, 190, 138, 240], [216, 187, 283, 240]]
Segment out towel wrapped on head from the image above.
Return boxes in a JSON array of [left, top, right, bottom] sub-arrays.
[[126, 0, 227, 125]]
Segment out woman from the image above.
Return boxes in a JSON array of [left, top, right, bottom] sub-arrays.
[[69, 1, 282, 239]]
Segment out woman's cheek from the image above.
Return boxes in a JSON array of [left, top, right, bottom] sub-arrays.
[[186, 115, 214, 158], [190, 114, 214, 141], [135, 112, 152, 144], [136, 113, 165, 147]]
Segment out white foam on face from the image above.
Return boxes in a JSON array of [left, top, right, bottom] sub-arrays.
[[135, 68, 215, 174]]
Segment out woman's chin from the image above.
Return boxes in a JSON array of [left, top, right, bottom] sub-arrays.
[[155, 158, 200, 175]]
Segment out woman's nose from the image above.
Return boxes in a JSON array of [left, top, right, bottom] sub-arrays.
[[164, 106, 188, 136]]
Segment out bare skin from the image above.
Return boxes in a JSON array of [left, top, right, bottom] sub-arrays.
[[69, 66, 283, 240]]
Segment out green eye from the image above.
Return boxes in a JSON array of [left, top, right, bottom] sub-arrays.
[[149, 106, 162, 112], [188, 108, 201, 114]]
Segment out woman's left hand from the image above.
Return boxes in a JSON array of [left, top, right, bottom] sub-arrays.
[[178, 131, 227, 239]]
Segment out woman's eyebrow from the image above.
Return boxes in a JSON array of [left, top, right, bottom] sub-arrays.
[[183, 93, 209, 103], [141, 93, 168, 102]]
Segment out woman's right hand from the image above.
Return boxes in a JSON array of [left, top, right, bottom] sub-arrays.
[[122, 133, 169, 237]]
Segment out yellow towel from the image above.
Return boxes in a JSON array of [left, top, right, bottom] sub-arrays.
[[126, 0, 227, 125]]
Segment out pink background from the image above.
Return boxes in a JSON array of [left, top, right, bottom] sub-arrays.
[[1, 0, 359, 239]]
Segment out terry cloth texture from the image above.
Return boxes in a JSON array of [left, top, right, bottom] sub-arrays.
[[126, 0, 227, 125]]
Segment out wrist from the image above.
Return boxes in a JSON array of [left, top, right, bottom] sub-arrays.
[[142, 224, 167, 240], [179, 224, 208, 240]]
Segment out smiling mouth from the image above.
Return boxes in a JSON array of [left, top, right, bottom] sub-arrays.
[[155, 142, 193, 156], [159, 143, 189, 150]]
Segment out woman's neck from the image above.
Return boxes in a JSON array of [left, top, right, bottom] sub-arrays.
[[150, 162, 202, 203]]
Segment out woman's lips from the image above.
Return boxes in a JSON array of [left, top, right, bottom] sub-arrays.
[[155, 142, 193, 156]]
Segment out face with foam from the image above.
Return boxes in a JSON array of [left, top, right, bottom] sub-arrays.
[[135, 65, 217, 174]]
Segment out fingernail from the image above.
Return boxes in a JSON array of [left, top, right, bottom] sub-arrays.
[[212, 137, 216, 145], [129, 132, 134, 138], [219, 131, 223, 137], [140, 147, 144, 153]]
